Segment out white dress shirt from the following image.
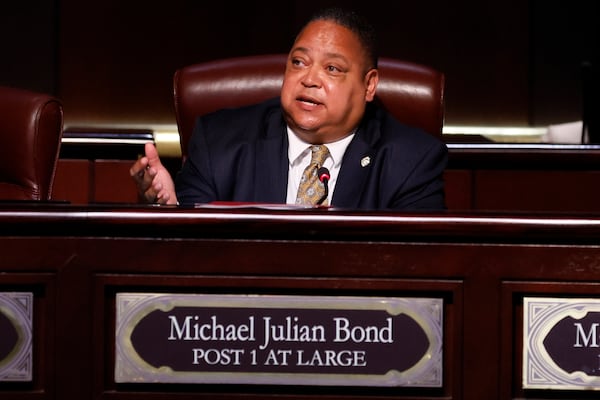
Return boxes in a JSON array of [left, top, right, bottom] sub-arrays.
[[286, 126, 354, 205]]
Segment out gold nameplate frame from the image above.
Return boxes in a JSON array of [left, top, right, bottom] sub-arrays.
[[524, 297, 600, 390], [0, 292, 33, 382], [115, 293, 443, 387]]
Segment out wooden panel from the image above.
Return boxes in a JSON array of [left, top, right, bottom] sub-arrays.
[[444, 169, 473, 210], [474, 170, 600, 212], [53, 159, 91, 204], [93, 160, 138, 204], [2, 207, 600, 399], [54, 160, 139, 204]]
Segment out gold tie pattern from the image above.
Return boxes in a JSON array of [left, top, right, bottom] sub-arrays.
[[296, 145, 330, 206]]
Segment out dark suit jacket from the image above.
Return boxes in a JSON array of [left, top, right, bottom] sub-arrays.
[[176, 97, 448, 210]]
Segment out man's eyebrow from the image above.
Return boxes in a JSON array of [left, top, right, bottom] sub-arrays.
[[322, 52, 349, 63], [289, 46, 309, 55]]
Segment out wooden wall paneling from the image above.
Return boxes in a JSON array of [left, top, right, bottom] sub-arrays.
[[53, 159, 92, 204], [473, 170, 600, 212], [443, 169, 473, 210], [93, 160, 139, 204]]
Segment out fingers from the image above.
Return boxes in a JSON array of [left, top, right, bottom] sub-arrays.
[[146, 181, 176, 205], [153, 187, 170, 205], [129, 157, 148, 181], [140, 166, 161, 202], [140, 166, 178, 205]]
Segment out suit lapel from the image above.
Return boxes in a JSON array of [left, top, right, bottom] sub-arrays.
[[254, 112, 288, 203], [333, 119, 380, 208]]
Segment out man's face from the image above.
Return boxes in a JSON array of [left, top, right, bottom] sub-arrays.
[[280, 20, 378, 144]]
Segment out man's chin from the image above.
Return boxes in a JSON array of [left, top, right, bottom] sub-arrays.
[[292, 123, 322, 136], [289, 114, 323, 131]]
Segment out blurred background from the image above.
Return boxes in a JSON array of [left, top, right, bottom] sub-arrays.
[[1, 0, 597, 141]]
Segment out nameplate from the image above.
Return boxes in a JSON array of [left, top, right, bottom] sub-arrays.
[[524, 297, 600, 390], [0, 292, 33, 382], [115, 293, 443, 387]]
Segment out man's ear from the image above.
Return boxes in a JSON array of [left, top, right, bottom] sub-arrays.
[[365, 69, 379, 102]]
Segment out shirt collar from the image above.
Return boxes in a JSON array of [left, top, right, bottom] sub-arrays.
[[287, 126, 355, 167]]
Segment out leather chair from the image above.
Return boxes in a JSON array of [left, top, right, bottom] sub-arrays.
[[174, 54, 445, 160], [0, 86, 64, 200]]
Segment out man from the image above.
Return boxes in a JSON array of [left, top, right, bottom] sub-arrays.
[[130, 7, 448, 210]]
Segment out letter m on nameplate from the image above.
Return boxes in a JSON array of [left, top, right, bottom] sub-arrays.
[[115, 293, 443, 387]]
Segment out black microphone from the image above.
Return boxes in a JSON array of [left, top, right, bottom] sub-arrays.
[[316, 167, 330, 206]]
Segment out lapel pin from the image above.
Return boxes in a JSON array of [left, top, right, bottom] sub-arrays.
[[360, 156, 371, 167]]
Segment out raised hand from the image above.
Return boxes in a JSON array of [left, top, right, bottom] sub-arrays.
[[129, 142, 178, 205]]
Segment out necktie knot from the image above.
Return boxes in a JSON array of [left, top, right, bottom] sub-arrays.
[[296, 145, 330, 206], [310, 145, 329, 167]]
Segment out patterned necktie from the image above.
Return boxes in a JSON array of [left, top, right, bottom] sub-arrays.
[[295, 145, 330, 206]]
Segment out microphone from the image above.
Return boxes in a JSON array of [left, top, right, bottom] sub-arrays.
[[316, 167, 330, 206]]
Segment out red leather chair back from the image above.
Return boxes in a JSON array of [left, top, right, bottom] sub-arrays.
[[0, 86, 64, 200], [174, 54, 444, 159]]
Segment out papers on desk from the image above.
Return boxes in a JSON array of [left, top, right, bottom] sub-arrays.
[[194, 201, 329, 210], [542, 120, 584, 143]]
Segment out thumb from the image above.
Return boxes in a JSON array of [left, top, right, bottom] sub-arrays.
[[145, 142, 162, 167]]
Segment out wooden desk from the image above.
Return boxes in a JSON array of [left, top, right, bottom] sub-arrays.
[[2, 204, 600, 399]]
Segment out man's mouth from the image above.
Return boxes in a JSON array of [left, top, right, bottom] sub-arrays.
[[297, 96, 322, 106]]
